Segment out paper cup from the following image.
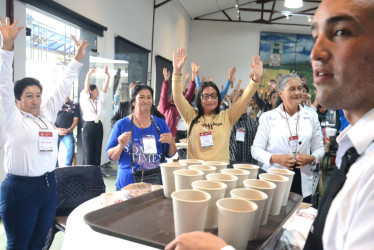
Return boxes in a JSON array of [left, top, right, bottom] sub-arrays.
[[203, 161, 229, 172], [268, 168, 295, 206], [206, 173, 238, 198], [233, 164, 260, 179], [230, 188, 268, 240], [160, 162, 188, 198], [221, 168, 250, 188], [188, 165, 217, 179], [179, 159, 204, 167], [192, 180, 227, 229], [217, 198, 257, 250], [174, 169, 204, 191], [243, 179, 276, 225], [171, 189, 211, 236], [101, 193, 115, 206], [259, 173, 289, 216]]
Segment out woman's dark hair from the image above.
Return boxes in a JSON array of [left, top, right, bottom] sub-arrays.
[[269, 90, 277, 100], [89, 84, 97, 98], [14, 77, 43, 101], [302, 83, 309, 93], [130, 84, 154, 111], [188, 81, 221, 137]]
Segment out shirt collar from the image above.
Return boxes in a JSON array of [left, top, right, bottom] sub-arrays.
[[278, 103, 306, 118]]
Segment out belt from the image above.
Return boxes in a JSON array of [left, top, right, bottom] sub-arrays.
[[132, 167, 161, 177]]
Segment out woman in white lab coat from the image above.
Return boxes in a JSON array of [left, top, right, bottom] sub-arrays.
[[251, 74, 324, 201]]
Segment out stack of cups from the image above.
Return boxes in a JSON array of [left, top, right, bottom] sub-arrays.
[[268, 168, 295, 206], [192, 180, 227, 229], [206, 173, 238, 197], [243, 179, 276, 225], [259, 173, 289, 216], [233, 164, 259, 179], [217, 198, 258, 250], [221, 168, 250, 188], [230, 188, 268, 240], [174, 169, 204, 191], [160, 162, 187, 198]]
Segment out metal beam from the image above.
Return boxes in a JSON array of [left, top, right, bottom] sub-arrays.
[[155, 0, 173, 9], [222, 10, 232, 21]]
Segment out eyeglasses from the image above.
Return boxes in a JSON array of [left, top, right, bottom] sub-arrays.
[[201, 93, 218, 100]]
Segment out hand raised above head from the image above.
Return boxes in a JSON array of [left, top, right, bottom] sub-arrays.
[[0, 17, 23, 51], [173, 48, 187, 75], [249, 55, 263, 82], [229, 66, 236, 82], [163, 67, 171, 81], [104, 66, 109, 75], [72, 35, 90, 62]]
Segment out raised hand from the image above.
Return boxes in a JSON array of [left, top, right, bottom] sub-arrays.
[[87, 68, 96, 75], [163, 67, 171, 81], [191, 62, 200, 81], [173, 48, 187, 75], [0, 17, 23, 51], [104, 66, 109, 75], [72, 35, 90, 62], [184, 73, 190, 82], [249, 55, 263, 82], [229, 66, 236, 82]]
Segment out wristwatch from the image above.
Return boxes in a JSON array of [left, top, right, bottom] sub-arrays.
[[311, 156, 316, 165]]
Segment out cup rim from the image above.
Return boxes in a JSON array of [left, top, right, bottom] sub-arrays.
[[268, 168, 295, 176], [171, 189, 211, 202], [191, 180, 227, 190], [221, 169, 250, 176], [243, 179, 277, 189], [188, 165, 217, 171], [259, 173, 289, 182], [174, 169, 204, 176], [230, 188, 268, 200], [206, 173, 239, 182], [203, 161, 229, 166], [160, 162, 187, 167], [179, 159, 204, 164], [216, 198, 258, 213], [233, 164, 260, 170]]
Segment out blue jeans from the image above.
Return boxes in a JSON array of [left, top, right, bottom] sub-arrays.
[[0, 172, 57, 250], [57, 133, 75, 167]]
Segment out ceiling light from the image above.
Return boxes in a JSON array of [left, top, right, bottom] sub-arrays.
[[307, 16, 312, 22], [284, 0, 303, 9]]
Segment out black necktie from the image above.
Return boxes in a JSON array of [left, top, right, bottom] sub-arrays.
[[304, 146, 360, 249]]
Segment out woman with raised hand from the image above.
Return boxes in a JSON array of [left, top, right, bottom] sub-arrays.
[[106, 84, 176, 190], [251, 74, 325, 201], [172, 48, 262, 162], [80, 66, 110, 166], [0, 17, 88, 249]]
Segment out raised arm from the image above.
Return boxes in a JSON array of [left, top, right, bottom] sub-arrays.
[[84, 68, 96, 93], [102, 66, 110, 93], [220, 67, 236, 101], [159, 67, 171, 113], [227, 56, 262, 125], [0, 17, 23, 51], [182, 73, 190, 94], [172, 48, 196, 123]]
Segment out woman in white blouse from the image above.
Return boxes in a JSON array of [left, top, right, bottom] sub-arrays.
[[80, 67, 110, 166], [251, 74, 325, 202], [0, 18, 88, 249]]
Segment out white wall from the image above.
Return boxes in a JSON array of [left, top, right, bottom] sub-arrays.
[[189, 21, 310, 88]]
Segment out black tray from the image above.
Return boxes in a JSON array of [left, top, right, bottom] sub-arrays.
[[84, 189, 302, 249]]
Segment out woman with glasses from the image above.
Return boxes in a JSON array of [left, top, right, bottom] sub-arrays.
[[171, 48, 262, 162], [0, 17, 88, 249]]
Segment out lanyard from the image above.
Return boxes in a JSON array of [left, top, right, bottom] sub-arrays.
[[90, 98, 98, 115], [284, 108, 300, 157], [133, 115, 152, 136], [20, 110, 56, 130]]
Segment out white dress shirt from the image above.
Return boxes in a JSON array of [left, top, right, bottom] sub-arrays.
[[251, 104, 325, 197], [0, 48, 82, 176], [80, 90, 105, 122], [323, 108, 374, 250]]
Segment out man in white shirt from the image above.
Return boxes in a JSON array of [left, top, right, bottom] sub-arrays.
[[166, 0, 374, 249]]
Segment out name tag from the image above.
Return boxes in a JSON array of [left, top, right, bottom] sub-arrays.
[[200, 131, 214, 148], [236, 128, 245, 142], [289, 135, 299, 155], [143, 136, 157, 154], [39, 131, 54, 151]]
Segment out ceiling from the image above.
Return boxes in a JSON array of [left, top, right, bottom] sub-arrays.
[[157, 0, 322, 27]]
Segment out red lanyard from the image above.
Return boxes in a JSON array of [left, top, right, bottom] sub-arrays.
[[133, 115, 152, 136], [90, 99, 98, 115]]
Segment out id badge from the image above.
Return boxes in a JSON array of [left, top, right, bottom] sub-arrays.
[[321, 121, 326, 126], [143, 135, 157, 154], [289, 135, 299, 155], [200, 131, 214, 148], [39, 131, 54, 151], [236, 128, 245, 142]]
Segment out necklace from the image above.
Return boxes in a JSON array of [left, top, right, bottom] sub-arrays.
[[133, 114, 151, 128]]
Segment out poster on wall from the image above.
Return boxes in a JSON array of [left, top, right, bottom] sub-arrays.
[[259, 31, 315, 98]]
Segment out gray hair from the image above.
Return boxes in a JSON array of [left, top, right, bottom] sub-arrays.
[[274, 74, 301, 107]]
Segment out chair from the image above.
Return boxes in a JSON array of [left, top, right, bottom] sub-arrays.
[[44, 165, 106, 249]]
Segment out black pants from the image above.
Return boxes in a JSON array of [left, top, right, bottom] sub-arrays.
[[82, 121, 103, 166], [290, 167, 311, 203]]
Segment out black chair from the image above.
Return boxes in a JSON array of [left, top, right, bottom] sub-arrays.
[[44, 165, 106, 249]]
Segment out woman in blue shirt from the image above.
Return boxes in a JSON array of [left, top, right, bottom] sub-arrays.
[[106, 84, 176, 189]]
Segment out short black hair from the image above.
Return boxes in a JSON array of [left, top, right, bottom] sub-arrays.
[[14, 77, 43, 101], [302, 83, 309, 93], [130, 84, 154, 111]]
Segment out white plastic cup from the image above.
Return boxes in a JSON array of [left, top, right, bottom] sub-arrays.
[[188, 165, 217, 179], [174, 169, 204, 191], [192, 180, 227, 229], [233, 164, 260, 179], [206, 173, 238, 197], [243, 179, 276, 225], [230, 188, 268, 240], [203, 161, 229, 172], [221, 168, 250, 188], [217, 198, 258, 250], [268, 168, 295, 206], [259, 173, 289, 216], [101, 193, 115, 206], [171, 189, 211, 236], [160, 162, 188, 198]]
